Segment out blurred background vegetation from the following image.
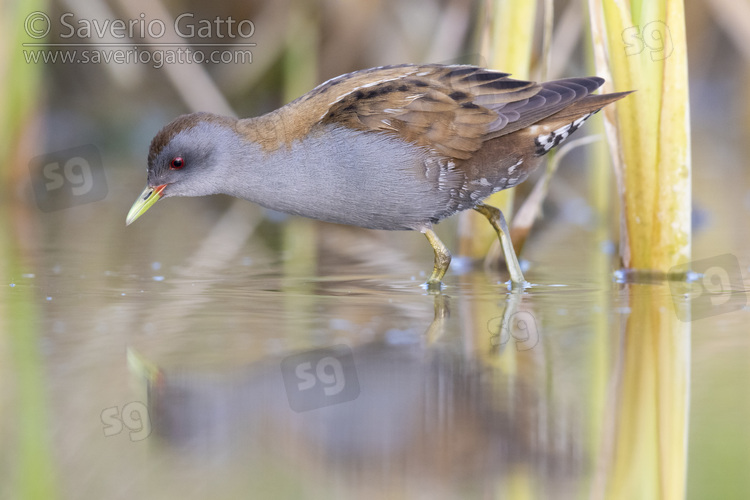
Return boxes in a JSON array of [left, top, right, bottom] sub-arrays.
[[2, 0, 747, 269], [1, 1, 749, 499]]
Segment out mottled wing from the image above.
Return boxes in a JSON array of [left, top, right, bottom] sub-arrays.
[[319, 65, 541, 159], [262, 64, 610, 160], [312, 64, 608, 161]]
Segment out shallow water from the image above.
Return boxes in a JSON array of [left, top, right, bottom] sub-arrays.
[[2, 169, 749, 500]]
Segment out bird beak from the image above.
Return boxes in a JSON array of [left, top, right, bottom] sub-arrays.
[[126, 184, 167, 226]]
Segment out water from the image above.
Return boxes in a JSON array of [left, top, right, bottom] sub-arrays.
[[1, 175, 749, 500]]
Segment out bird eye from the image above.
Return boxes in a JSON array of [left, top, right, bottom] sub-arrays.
[[170, 157, 184, 170]]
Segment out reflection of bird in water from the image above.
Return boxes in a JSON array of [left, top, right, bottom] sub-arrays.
[[127, 296, 575, 494]]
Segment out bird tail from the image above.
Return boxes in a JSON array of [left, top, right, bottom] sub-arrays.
[[530, 90, 633, 155], [541, 90, 632, 125]]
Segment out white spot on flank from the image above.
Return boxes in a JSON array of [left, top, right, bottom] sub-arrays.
[[508, 159, 522, 175], [438, 164, 450, 189]]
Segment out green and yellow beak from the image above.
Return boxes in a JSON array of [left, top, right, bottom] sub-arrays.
[[126, 184, 167, 225]]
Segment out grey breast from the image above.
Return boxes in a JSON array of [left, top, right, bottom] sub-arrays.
[[252, 125, 467, 231]]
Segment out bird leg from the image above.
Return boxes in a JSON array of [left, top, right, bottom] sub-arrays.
[[422, 228, 452, 288], [473, 203, 526, 285]]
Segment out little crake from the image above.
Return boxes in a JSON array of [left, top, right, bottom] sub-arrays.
[[127, 64, 629, 287]]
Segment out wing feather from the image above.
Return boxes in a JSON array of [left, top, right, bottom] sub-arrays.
[[261, 64, 606, 158]]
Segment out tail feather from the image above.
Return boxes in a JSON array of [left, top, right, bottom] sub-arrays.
[[530, 90, 632, 155], [541, 90, 632, 125], [486, 76, 611, 139]]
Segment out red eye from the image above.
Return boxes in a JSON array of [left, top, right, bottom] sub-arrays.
[[170, 157, 184, 170]]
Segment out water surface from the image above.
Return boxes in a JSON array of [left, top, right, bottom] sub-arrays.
[[2, 176, 748, 499]]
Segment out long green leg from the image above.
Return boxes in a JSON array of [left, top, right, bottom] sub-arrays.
[[474, 203, 526, 285], [422, 228, 451, 288]]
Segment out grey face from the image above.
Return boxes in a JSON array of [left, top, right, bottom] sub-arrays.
[[147, 119, 238, 198]]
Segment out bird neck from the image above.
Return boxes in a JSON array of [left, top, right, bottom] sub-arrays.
[[218, 115, 329, 212], [235, 105, 318, 154]]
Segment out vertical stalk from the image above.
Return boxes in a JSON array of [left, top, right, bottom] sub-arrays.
[[1, 0, 45, 188], [2, 225, 59, 500], [583, 8, 615, 496], [593, 285, 690, 500], [282, 0, 320, 282], [586, 4, 692, 496], [588, 0, 691, 273], [457, 0, 537, 260]]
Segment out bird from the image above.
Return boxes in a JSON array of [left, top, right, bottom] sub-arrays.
[[126, 63, 629, 288]]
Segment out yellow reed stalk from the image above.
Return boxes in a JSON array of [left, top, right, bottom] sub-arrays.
[[592, 286, 690, 500], [282, 1, 320, 281], [458, 0, 537, 260], [586, 4, 691, 495], [2, 231, 60, 499], [1, 1, 45, 184], [588, 0, 691, 273], [581, 14, 618, 482]]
